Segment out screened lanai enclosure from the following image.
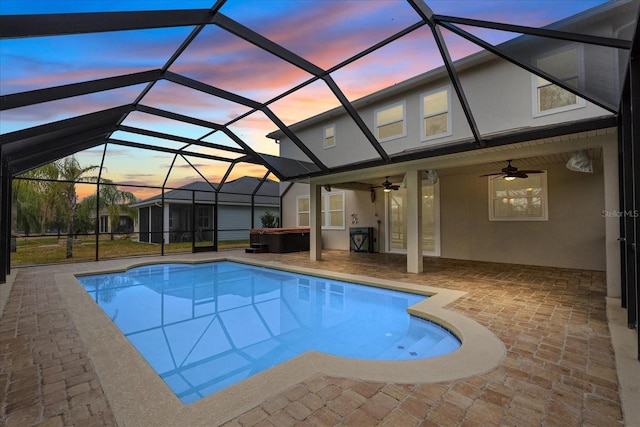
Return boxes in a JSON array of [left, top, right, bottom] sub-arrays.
[[1, 1, 639, 358]]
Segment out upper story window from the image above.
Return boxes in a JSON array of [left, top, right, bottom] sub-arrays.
[[374, 101, 406, 142], [323, 124, 335, 149], [421, 86, 451, 141], [296, 191, 345, 229], [488, 172, 548, 221], [533, 46, 585, 116]]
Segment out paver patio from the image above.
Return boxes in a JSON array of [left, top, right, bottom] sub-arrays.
[[0, 250, 629, 426]]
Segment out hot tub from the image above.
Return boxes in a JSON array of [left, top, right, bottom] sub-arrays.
[[249, 228, 310, 253]]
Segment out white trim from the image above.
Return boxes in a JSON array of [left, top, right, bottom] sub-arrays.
[[323, 191, 346, 230], [384, 181, 441, 256], [296, 191, 346, 230], [296, 195, 310, 227], [420, 86, 452, 142], [531, 44, 586, 117], [374, 100, 406, 142], [323, 124, 336, 149], [488, 172, 548, 221]]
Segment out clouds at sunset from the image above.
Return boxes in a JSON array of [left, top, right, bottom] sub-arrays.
[[2, 0, 610, 198]]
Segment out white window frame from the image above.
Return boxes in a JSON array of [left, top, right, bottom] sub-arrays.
[[323, 191, 346, 230], [296, 195, 310, 227], [420, 86, 452, 142], [374, 100, 406, 142], [488, 172, 548, 221], [532, 45, 585, 117], [384, 181, 441, 257], [296, 191, 346, 230], [323, 124, 336, 149]]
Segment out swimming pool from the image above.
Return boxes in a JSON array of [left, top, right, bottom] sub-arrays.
[[78, 261, 460, 404]]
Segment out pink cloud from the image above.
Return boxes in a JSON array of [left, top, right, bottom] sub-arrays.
[[257, 1, 419, 69], [1, 62, 151, 96], [2, 84, 146, 133]]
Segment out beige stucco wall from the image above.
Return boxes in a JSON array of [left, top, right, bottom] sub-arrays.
[[281, 183, 385, 252], [278, 55, 611, 167], [440, 161, 606, 270], [283, 157, 606, 271]]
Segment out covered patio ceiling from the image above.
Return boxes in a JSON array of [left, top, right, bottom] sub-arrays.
[[1, 0, 638, 188]]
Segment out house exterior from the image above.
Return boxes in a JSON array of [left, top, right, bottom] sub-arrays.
[[132, 177, 280, 245], [94, 209, 135, 236], [269, 2, 631, 299]]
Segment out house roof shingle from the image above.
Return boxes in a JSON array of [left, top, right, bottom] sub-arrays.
[[133, 176, 280, 207]]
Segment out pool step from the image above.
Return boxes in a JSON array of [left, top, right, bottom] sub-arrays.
[[245, 243, 269, 253]]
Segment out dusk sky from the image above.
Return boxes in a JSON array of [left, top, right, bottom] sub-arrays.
[[0, 0, 609, 199]]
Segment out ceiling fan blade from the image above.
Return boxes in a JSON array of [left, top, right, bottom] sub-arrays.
[[514, 172, 529, 178], [518, 169, 544, 174], [479, 172, 505, 177], [390, 185, 400, 190]]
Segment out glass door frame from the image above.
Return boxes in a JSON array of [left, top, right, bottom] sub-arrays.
[[384, 181, 440, 257]]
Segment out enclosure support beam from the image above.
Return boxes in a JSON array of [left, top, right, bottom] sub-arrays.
[[0, 154, 9, 284], [629, 46, 640, 359], [603, 140, 621, 297], [309, 183, 322, 261]]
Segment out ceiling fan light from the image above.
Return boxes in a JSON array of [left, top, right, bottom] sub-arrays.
[[383, 187, 392, 193], [503, 176, 516, 181]]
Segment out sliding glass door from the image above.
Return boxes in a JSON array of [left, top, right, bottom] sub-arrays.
[[386, 182, 440, 256]]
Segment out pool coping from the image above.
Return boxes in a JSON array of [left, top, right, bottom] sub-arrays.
[[55, 256, 506, 427]]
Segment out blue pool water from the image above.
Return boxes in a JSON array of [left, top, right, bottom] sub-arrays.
[[78, 261, 460, 404]]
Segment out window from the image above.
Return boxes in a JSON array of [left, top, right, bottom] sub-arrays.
[[296, 191, 345, 229], [100, 216, 108, 233], [325, 193, 344, 228], [533, 47, 584, 115], [297, 196, 309, 227], [196, 205, 210, 229], [323, 124, 335, 149], [374, 101, 406, 141], [421, 87, 451, 141], [489, 172, 548, 221]]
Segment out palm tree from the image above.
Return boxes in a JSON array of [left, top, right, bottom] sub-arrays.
[[56, 157, 99, 258], [101, 181, 137, 239], [83, 179, 137, 240]]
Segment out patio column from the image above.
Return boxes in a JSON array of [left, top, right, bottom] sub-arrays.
[[406, 169, 423, 273], [310, 182, 322, 261], [603, 140, 621, 297]]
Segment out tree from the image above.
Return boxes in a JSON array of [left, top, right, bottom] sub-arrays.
[[56, 157, 99, 258], [12, 163, 61, 236], [74, 198, 96, 237], [101, 180, 137, 239], [82, 180, 137, 239]]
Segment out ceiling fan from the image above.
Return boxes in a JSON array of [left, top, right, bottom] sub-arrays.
[[480, 160, 543, 181], [371, 177, 400, 192]]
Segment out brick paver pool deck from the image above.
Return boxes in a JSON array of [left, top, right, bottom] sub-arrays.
[[0, 250, 633, 426]]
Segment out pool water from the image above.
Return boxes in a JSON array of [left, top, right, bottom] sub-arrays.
[[78, 261, 460, 404]]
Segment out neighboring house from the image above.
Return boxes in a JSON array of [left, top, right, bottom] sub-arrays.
[[268, 2, 629, 298], [132, 177, 280, 244], [94, 208, 135, 236]]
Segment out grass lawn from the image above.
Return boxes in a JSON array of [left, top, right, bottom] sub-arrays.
[[11, 235, 249, 266]]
